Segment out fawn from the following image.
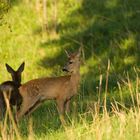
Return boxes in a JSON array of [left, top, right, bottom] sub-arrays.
[[0, 62, 25, 118], [16, 47, 81, 123]]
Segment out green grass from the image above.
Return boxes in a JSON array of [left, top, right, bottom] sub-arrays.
[[0, 0, 140, 139]]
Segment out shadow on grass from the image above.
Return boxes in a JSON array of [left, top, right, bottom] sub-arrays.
[[38, 0, 140, 92]]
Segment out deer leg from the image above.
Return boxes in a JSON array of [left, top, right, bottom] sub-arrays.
[[65, 99, 71, 114], [25, 100, 42, 116], [57, 99, 65, 115], [56, 99, 66, 126], [16, 96, 40, 121], [0, 100, 6, 120], [16, 102, 30, 121]]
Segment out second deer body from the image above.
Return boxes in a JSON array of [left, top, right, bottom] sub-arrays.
[[0, 62, 25, 118], [16, 48, 81, 122]]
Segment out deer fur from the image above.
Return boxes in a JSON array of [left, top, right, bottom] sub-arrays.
[[16, 48, 82, 122]]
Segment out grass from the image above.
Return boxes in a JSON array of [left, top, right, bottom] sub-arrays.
[[1, 74, 140, 140], [0, 0, 140, 139]]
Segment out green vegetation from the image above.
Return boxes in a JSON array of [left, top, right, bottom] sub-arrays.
[[0, 0, 140, 139], [0, 0, 10, 26]]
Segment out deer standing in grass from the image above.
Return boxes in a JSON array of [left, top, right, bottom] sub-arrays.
[[16, 47, 82, 124], [0, 62, 25, 119]]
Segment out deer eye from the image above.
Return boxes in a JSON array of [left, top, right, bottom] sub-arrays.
[[69, 61, 73, 64]]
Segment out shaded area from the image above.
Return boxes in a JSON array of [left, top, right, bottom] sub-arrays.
[[39, 0, 140, 92], [35, 1, 140, 119], [18, 0, 140, 135]]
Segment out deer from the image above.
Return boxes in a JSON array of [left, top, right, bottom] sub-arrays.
[[0, 62, 25, 119], [16, 47, 82, 124]]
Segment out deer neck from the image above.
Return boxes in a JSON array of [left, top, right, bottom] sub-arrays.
[[70, 71, 80, 93], [14, 81, 21, 87]]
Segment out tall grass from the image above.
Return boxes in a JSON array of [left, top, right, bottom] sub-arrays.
[[0, 65, 139, 140]]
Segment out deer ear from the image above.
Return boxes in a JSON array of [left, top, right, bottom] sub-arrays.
[[5, 63, 15, 74], [65, 50, 70, 58], [76, 47, 82, 58], [17, 62, 25, 73]]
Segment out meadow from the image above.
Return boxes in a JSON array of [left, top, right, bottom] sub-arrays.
[[0, 0, 140, 139]]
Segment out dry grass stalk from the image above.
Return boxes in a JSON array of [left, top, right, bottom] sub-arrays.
[[104, 59, 110, 114], [3, 90, 21, 140]]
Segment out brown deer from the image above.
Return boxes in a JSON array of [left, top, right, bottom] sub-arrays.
[[16, 47, 82, 124], [0, 62, 25, 119]]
